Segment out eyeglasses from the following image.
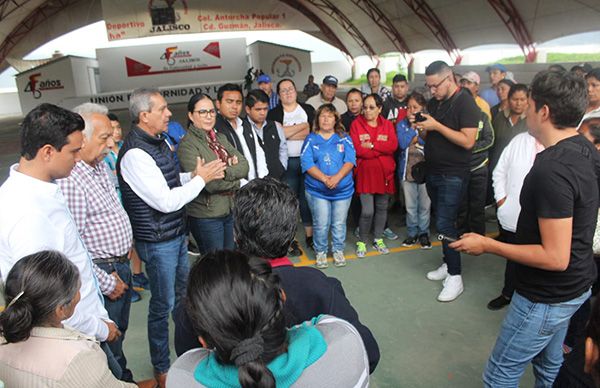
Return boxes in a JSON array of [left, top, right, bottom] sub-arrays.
[[426, 76, 449, 91], [279, 87, 296, 95], [363, 105, 379, 110], [194, 109, 216, 117]]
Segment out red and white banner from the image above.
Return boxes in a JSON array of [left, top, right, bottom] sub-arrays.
[[101, 0, 317, 41]]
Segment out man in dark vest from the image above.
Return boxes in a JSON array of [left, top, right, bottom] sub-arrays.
[[214, 83, 269, 185], [116, 87, 225, 387], [245, 89, 287, 180]]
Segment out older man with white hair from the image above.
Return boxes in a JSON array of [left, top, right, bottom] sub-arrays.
[[57, 102, 135, 382]]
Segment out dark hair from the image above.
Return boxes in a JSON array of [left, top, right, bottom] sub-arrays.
[[346, 88, 362, 101], [245, 89, 270, 108], [233, 177, 298, 259], [276, 78, 296, 95], [366, 68, 380, 78], [314, 103, 345, 136], [20, 103, 84, 160], [586, 68, 600, 82], [363, 93, 384, 109], [548, 64, 567, 72], [530, 70, 587, 129], [587, 297, 600, 384], [186, 93, 214, 128], [407, 92, 427, 110], [107, 112, 119, 122], [508, 83, 529, 99], [0, 250, 80, 343], [392, 74, 407, 83], [582, 118, 600, 145], [425, 61, 451, 76], [498, 79, 516, 89], [186, 250, 286, 388], [217, 83, 243, 102]]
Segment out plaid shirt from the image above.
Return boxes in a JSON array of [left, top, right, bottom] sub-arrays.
[[57, 161, 133, 295]]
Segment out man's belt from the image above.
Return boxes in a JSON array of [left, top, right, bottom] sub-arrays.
[[93, 254, 129, 265]]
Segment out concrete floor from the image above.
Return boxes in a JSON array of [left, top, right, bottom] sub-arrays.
[[0, 113, 536, 387]]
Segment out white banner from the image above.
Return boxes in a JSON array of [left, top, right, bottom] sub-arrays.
[[101, 0, 317, 41]]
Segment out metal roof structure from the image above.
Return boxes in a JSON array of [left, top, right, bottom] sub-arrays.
[[1, 0, 600, 74]]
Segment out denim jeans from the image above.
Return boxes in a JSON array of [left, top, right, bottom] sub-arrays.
[[426, 174, 467, 275], [97, 261, 133, 382], [285, 157, 312, 226], [135, 234, 189, 374], [305, 191, 351, 253], [483, 289, 591, 388], [402, 181, 431, 237], [188, 214, 234, 255]]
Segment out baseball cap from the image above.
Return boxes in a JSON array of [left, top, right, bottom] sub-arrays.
[[486, 63, 507, 73], [322, 75, 338, 86], [257, 74, 271, 84], [460, 71, 481, 85]]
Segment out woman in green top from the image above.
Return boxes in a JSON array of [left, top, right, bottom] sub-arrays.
[[178, 93, 249, 255]]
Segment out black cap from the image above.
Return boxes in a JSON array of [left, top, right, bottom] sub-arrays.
[[322, 75, 338, 86]]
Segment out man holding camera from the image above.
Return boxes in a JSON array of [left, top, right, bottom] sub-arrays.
[[412, 61, 480, 302]]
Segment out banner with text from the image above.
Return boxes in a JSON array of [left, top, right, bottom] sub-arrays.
[[101, 0, 317, 41]]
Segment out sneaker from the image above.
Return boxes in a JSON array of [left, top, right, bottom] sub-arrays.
[[426, 263, 448, 281], [130, 288, 142, 303], [437, 275, 464, 302], [373, 239, 389, 255], [187, 239, 201, 256], [333, 251, 346, 267], [356, 241, 367, 258], [315, 251, 328, 269], [383, 227, 399, 240], [419, 234, 432, 250], [305, 236, 315, 252], [132, 272, 150, 290], [487, 295, 511, 311], [354, 227, 360, 239], [288, 240, 302, 257], [402, 236, 418, 247]]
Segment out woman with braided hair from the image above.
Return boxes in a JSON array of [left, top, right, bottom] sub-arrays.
[[167, 250, 370, 387]]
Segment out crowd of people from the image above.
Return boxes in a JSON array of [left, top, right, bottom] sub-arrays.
[[0, 60, 600, 388]]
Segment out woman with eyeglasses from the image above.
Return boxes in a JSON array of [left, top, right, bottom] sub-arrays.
[[267, 78, 316, 256], [167, 250, 370, 388], [350, 93, 398, 258], [178, 93, 249, 255], [0, 250, 136, 387]]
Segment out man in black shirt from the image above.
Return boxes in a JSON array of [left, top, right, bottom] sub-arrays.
[[414, 61, 479, 302], [382, 74, 409, 125], [452, 70, 600, 387]]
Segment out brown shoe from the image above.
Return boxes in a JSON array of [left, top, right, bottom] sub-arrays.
[[154, 372, 167, 388], [136, 379, 159, 388]]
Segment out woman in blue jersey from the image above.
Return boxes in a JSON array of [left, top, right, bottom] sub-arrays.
[[301, 104, 356, 269]]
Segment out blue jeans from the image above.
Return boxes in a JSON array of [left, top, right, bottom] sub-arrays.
[[305, 191, 351, 253], [135, 234, 189, 374], [426, 174, 467, 275], [188, 214, 234, 255], [483, 289, 591, 388], [97, 261, 133, 382], [402, 181, 431, 237], [285, 157, 312, 226]]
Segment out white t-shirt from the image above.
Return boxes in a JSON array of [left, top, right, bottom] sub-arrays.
[[283, 105, 309, 157]]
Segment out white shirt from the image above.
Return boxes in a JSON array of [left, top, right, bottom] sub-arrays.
[[231, 117, 268, 186], [0, 165, 110, 341], [119, 144, 206, 213], [305, 94, 348, 115], [248, 118, 288, 170], [283, 105, 309, 157], [493, 132, 543, 232]]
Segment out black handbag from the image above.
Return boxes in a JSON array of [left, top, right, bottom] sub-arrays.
[[411, 161, 427, 184]]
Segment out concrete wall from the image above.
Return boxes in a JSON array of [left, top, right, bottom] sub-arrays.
[[0, 92, 22, 117], [311, 60, 352, 85]]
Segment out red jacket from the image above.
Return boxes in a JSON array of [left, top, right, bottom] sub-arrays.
[[350, 115, 398, 194]]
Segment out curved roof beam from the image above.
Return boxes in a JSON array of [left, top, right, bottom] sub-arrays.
[[350, 0, 411, 58], [0, 0, 34, 21], [402, 0, 462, 65], [487, 0, 536, 62], [302, 0, 376, 57], [0, 0, 83, 68], [279, 0, 352, 57]]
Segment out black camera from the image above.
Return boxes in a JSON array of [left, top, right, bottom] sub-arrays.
[[414, 111, 427, 123]]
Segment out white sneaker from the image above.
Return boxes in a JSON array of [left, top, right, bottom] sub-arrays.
[[426, 263, 448, 281], [333, 251, 346, 267], [437, 275, 464, 302], [315, 251, 328, 269]]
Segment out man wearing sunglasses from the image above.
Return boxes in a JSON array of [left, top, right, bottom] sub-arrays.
[[412, 60, 480, 302]]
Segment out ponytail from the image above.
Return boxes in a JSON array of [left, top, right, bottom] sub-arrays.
[[238, 360, 275, 388], [0, 294, 34, 343]]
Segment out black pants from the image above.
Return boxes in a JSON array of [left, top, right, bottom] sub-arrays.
[[457, 166, 488, 235], [497, 228, 518, 298]]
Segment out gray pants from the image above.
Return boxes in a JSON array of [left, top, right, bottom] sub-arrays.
[[359, 194, 389, 242]]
